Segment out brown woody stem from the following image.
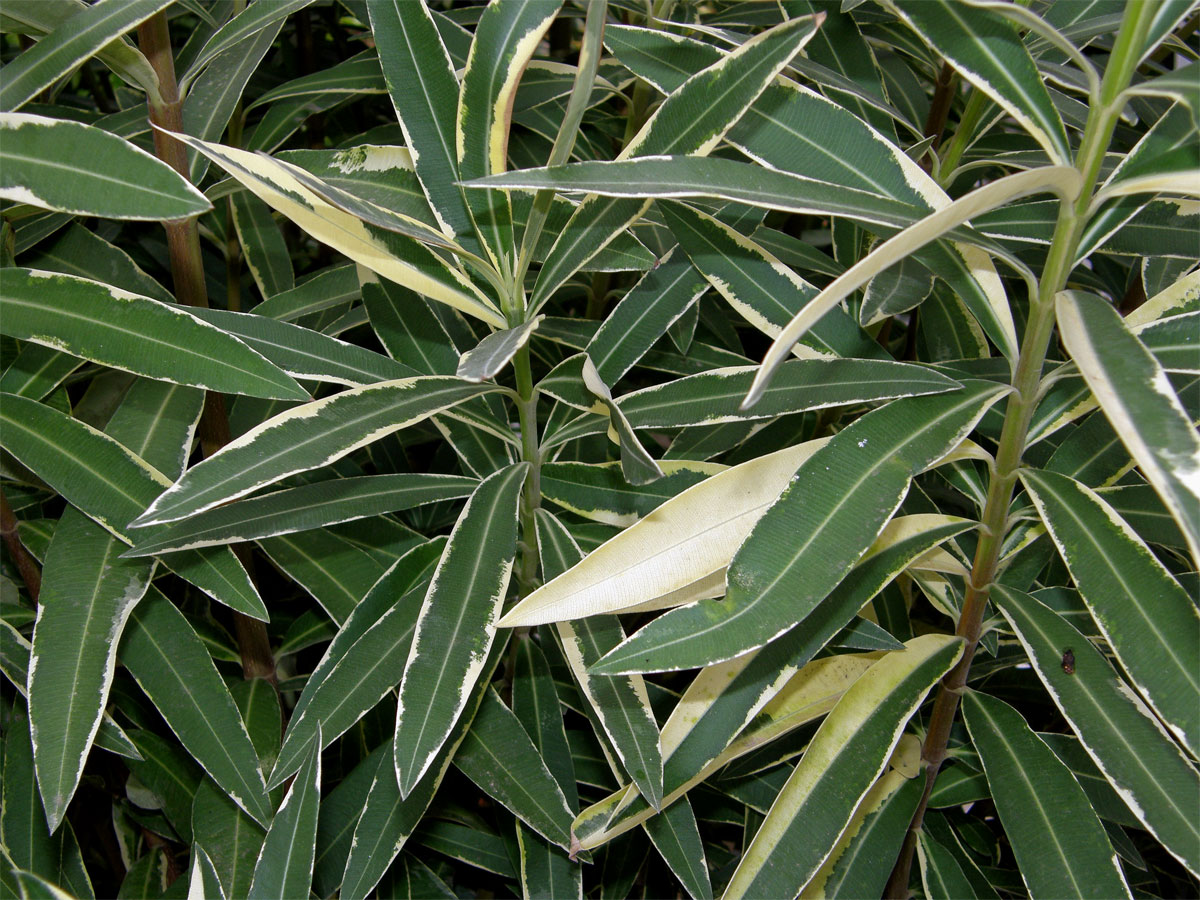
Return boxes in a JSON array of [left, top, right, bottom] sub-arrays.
[[137, 11, 276, 684], [1, 487, 41, 603]]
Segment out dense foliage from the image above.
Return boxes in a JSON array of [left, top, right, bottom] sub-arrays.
[[1, 1, 1198, 898]]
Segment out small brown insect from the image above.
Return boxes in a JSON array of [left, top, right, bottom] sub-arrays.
[[1061, 648, 1076, 675]]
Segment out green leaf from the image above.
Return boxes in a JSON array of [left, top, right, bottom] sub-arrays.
[[21, 221, 174, 303], [183, 19, 283, 184], [231, 192, 294, 299], [962, 689, 1131, 899], [1, 620, 140, 761], [536, 510, 665, 811], [342, 647, 506, 899], [1021, 468, 1199, 757], [187, 845, 226, 900], [1055, 290, 1200, 563], [724, 634, 963, 899], [580, 354, 664, 486], [1, 269, 307, 399], [618, 359, 961, 429], [191, 781, 264, 900], [994, 586, 1200, 877], [659, 200, 884, 360], [269, 584, 424, 789], [127, 473, 475, 556], [540, 460, 719, 528], [468, 156, 932, 231], [132, 377, 499, 526], [517, 824, 582, 900], [368, 0, 478, 251], [918, 831, 980, 900], [170, 133, 504, 326], [0, 113, 207, 220], [746, 167, 1079, 407], [394, 463, 527, 795], [118, 588, 272, 826], [0, 0, 170, 111], [805, 773, 923, 899], [457, 316, 543, 382], [499, 440, 826, 628], [455, 0, 561, 269], [890, 0, 1071, 163], [530, 13, 822, 308], [247, 728, 322, 900], [586, 246, 708, 386], [28, 510, 153, 832], [592, 382, 1005, 674], [454, 688, 574, 849], [0, 392, 266, 619], [644, 796, 711, 900], [1, 703, 94, 898], [180, 0, 314, 91]]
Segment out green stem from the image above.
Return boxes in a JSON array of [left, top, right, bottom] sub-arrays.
[[884, 3, 1157, 895], [937, 86, 989, 183], [514, 344, 542, 596]]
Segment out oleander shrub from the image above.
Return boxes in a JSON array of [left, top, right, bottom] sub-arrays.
[[1, 1, 1197, 897]]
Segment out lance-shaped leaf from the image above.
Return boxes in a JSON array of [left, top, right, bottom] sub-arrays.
[[247, 728, 322, 900], [618, 359, 961, 429], [454, 688, 575, 850], [994, 586, 1200, 877], [660, 200, 883, 359], [536, 511, 664, 810], [1022, 468, 1199, 756], [917, 831, 979, 900], [132, 377, 499, 527], [394, 464, 527, 796], [1, 269, 306, 400], [803, 771, 924, 899], [889, 1, 1070, 164], [530, 14, 822, 308], [593, 382, 1005, 674], [458, 316, 543, 382], [169, 133, 504, 327], [580, 355, 664, 486], [119, 588, 271, 826], [574, 647, 878, 851], [499, 439, 827, 627], [180, 0, 315, 90], [0, 620, 139, 761], [230, 192, 293, 298], [369, 0, 478, 250], [586, 246, 709, 386], [962, 689, 1131, 899], [127, 474, 475, 556], [456, 0, 561, 269], [1, 702, 93, 897], [745, 166, 1080, 407], [723, 634, 963, 899], [187, 845, 226, 900], [0, 0, 169, 111], [0, 393, 265, 619], [468, 156, 932, 232], [0, 113, 207, 219], [604, 25, 1017, 364], [1055, 290, 1200, 563], [341, 647, 506, 899], [28, 510, 153, 833], [540, 461, 720, 528], [644, 795, 711, 900], [268, 584, 425, 789]]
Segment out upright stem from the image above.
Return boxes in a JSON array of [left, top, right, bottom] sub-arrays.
[[137, 11, 276, 684], [513, 344, 542, 596], [884, 4, 1157, 895]]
